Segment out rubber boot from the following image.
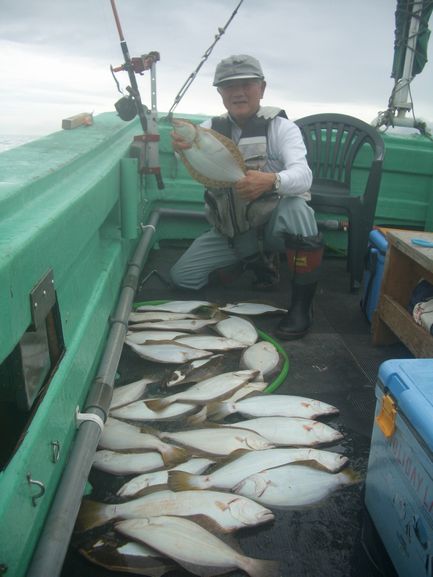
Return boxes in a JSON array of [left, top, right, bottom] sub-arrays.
[[275, 233, 324, 340]]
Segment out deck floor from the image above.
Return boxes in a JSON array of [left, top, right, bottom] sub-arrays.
[[63, 241, 411, 577]]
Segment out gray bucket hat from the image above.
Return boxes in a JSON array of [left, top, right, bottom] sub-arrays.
[[213, 54, 264, 86]]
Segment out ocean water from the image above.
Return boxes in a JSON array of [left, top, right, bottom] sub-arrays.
[[0, 135, 38, 153]]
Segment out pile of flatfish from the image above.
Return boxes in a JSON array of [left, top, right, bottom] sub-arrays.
[[75, 300, 360, 577]]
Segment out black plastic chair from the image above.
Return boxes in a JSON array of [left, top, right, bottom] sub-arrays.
[[295, 113, 385, 292]]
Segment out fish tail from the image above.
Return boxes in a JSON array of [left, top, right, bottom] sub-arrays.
[[168, 470, 205, 491], [160, 444, 189, 468], [240, 557, 280, 577], [76, 500, 113, 533], [185, 406, 208, 426], [145, 397, 171, 411], [341, 467, 363, 485], [206, 401, 234, 421]]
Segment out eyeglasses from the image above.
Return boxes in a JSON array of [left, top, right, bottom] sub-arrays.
[[218, 79, 263, 91]]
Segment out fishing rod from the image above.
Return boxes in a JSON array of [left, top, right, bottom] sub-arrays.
[[110, 0, 164, 189], [110, 0, 151, 130]]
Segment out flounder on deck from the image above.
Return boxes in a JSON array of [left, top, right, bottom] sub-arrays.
[[172, 118, 246, 188]]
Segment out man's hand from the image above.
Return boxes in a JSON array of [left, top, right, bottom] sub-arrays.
[[234, 170, 276, 201], [171, 131, 192, 153]]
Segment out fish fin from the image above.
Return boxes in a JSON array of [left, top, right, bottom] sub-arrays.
[[187, 418, 221, 430], [206, 401, 235, 421], [204, 449, 249, 476], [341, 467, 363, 485], [241, 557, 280, 577], [177, 559, 221, 577], [226, 448, 251, 462], [289, 458, 344, 473], [144, 397, 171, 411], [183, 513, 231, 535], [160, 444, 189, 468], [195, 303, 216, 315], [167, 470, 203, 491], [185, 406, 208, 426], [211, 309, 229, 321], [131, 482, 171, 499], [76, 499, 112, 533], [312, 407, 339, 419], [79, 539, 179, 577], [138, 424, 160, 436]]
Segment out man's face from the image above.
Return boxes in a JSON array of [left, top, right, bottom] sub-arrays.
[[217, 79, 266, 125]]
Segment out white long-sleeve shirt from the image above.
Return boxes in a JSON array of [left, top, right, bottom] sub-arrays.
[[201, 108, 312, 200]]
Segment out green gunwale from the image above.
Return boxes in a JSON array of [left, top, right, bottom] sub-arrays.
[[0, 110, 432, 575]]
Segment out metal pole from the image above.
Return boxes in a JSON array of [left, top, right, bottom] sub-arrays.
[[394, 0, 423, 117], [26, 206, 205, 577], [26, 211, 160, 577]]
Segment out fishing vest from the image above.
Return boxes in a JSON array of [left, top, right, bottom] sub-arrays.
[[205, 107, 287, 239]]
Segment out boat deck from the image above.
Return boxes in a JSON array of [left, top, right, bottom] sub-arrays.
[[62, 241, 410, 577]]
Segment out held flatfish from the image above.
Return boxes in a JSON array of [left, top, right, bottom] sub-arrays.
[[219, 302, 287, 315], [135, 300, 211, 313], [240, 341, 280, 377], [172, 118, 246, 188], [115, 516, 280, 576], [127, 341, 213, 364]]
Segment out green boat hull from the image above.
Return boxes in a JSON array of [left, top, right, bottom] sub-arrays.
[[0, 111, 432, 575]]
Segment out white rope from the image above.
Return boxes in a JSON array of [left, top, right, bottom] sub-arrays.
[[167, 0, 244, 117]]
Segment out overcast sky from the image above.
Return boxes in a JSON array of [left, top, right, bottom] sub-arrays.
[[1, 0, 432, 136]]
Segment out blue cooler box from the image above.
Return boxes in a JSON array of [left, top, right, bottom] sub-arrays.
[[365, 359, 433, 577], [361, 229, 388, 322]]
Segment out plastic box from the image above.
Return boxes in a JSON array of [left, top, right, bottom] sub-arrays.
[[361, 229, 388, 322], [364, 359, 433, 577]]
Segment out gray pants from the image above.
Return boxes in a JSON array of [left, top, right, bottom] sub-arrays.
[[170, 196, 318, 290]]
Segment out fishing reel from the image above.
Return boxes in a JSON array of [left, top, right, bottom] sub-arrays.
[[114, 94, 138, 121], [111, 51, 160, 122], [109, 38, 163, 189]]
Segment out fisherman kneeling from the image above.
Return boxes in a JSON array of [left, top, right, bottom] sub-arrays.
[[170, 54, 323, 341]]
